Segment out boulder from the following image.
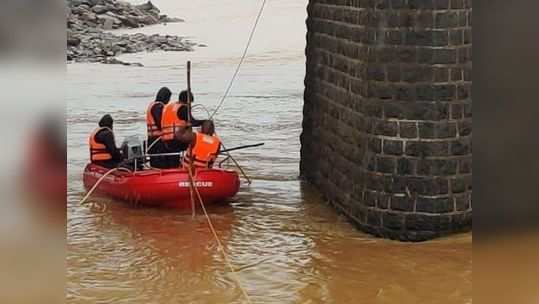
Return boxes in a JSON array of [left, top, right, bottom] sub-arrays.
[[92, 5, 109, 14], [70, 0, 91, 7], [66, 17, 77, 27], [80, 11, 97, 22], [119, 16, 139, 28], [116, 1, 131, 9], [160, 15, 184, 23], [136, 1, 159, 13], [88, 0, 103, 6], [115, 40, 128, 47], [103, 18, 114, 30], [72, 6, 90, 15], [147, 8, 160, 17], [67, 34, 81, 47], [111, 44, 124, 53], [97, 14, 120, 25], [103, 57, 140, 66], [139, 15, 159, 25], [132, 33, 147, 40], [105, 11, 122, 23], [151, 35, 168, 44]]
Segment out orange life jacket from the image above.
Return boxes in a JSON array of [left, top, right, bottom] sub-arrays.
[[183, 132, 221, 168], [146, 101, 164, 138], [161, 102, 187, 141], [89, 127, 113, 162]]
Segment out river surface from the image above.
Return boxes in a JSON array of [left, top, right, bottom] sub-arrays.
[[67, 0, 472, 303]]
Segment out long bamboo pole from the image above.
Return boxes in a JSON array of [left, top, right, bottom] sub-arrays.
[[186, 61, 196, 216], [142, 143, 264, 158]]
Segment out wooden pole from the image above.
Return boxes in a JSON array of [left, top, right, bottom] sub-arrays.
[[219, 143, 264, 154], [187, 61, 192, 126], [186, 61, 196, 217]]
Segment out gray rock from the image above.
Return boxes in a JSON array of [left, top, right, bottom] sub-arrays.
[[105, 12, 122, 24], [138, 14, 159, 25], [66, 0, 193, 64], [103, 18, 114, 30], [72, 6, 90, 15], [111, 45, 123, 53], [88, 0, 103, 6], [148, 8, 160, 17], [103, 57, 143, 66], [67, 34, 81, 46], [160, 16, 184, 23], [136, 1, 159, 13], [152, 35, 168, 44], [80, 11, 97, 22], [92, 5, 109, 14], [97, 14, 120, 29], [120, 16, 139, 28], [116, 1, 130, 8], [70, 0, 91, 7]]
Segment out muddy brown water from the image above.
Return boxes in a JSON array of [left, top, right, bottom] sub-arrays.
[[67, 0, 471, 303]]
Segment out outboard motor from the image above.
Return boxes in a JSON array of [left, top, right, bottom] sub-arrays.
[[121, 135, 144, 170]]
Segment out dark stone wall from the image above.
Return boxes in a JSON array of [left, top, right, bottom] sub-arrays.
[[301, 0, 472, 241]]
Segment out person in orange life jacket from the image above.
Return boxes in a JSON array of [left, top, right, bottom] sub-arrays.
[[146, 87, 171, 168], [161, 90, 206, 168], [176, 120, 221, 169], [89, 114, 123, 169]]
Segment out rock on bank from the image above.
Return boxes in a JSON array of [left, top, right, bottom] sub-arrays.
[[67, 0, 193, 65]]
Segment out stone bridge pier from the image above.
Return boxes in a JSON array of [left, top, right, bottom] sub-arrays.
[[300, 0, 472, 241]]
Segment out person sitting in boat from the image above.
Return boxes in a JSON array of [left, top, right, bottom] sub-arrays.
[[160, 90, 206, 168], [89, 114, 123, 169], [146, 87, 172, 168], [177, 120, 221, 169]]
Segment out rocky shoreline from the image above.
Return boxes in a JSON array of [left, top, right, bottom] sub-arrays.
[[67, 0, 195, 66]]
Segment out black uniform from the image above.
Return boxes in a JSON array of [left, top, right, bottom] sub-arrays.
[[147, 102, 168, 168]]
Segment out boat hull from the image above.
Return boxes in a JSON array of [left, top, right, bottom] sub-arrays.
[[83, 163, 240, 208]]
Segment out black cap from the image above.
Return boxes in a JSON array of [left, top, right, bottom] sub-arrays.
[[156, 87, 172, 103], [98, 114, 113, 128], [179, 90, 194, 102]]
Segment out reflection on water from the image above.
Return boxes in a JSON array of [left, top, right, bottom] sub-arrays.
[[67, 0, 471, 303]]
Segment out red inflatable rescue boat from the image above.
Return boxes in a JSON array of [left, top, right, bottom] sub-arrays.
[[83, 163, 240, 208]]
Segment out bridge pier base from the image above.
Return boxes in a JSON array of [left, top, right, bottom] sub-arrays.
[[301, 0, 472, 241]]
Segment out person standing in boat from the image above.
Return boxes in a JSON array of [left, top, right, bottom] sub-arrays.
[[177, 120, 221, 169], [146, 87, 172, 168], [161, 90, 206, 168], [89, 114, 123, 169]]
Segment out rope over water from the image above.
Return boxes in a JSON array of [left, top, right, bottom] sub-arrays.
[[186, 166, 253, 304], [209, 0, 268, 119], [79, 167, 118, 212], [186, 59, 252, 301]]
